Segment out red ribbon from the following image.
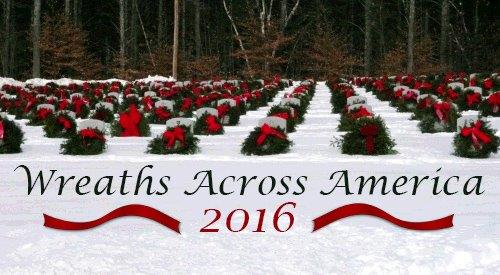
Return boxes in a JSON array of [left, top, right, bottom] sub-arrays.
[[272, 112, 290, 120], [163, 127, 186, 149], [0, 121, 4, 141], [59, 100, 69, 110], [360, 124, 378, 154], [142, 96, 154, 111], [73, 98, 86, 115], [205, 115, 222, 133], [80, 128, 105, 141], [181, 98, 192, 111], [37, 108, 53, 120], [155, 107, 171, 121], [351, 107, 372, 119], [460, 121, 492, 149], [256, 123, 286, 146], [312, 203, 454, 232], [488, 93, 500, 113], [483, 78, 493, 90], [433, 102, 450, 122], [44, 204, 181, 234], [57, 116, 73, 130], [217, 104, 231, 118], [466, 92, 481, 107], [119, 105, 142, 137]]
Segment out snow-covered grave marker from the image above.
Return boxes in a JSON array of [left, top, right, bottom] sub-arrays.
[[95, 102, 114, 112], [403, 89, 420, 97], [47, 96, 58, 102], [448, 82, 464, 90], [36, 104, 55, 112], [217, 99, 237, 107], [196, 107, 218, 118], [144, 91, 157, 97], [57, 110, 76, 119], [183, 81, 191, 86], [393, 85, 409, 92], [280, 98, 301, 107], [70, 93, 83, 99], [126, 94, 139, 99], [107, 92, 120, 100], [0, 112, 7, 119], [258, 117, 287, 132], [464, 86, 483, 95], [155, 100, 174, 111], [166, 118, 194, 133], [79, 119, 106, 132], [346, 96, 367, 106], [457, 114, 480, 131], [36, 94, 46, 99], [417, 94, 438, 102], [348, 103, 373, 113]]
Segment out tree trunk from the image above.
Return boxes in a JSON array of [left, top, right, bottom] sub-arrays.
[[131, 0, 139, 66], [65, 0, 71, 19], [378, 2, 385, 57], [364, 0, 373, 75], [473, 0, 479, 68], [2, 0, 11, 76], [181, 0, 186, 59], [194, 0, 202, 58], [424, 10, 429, 37], [440, 0, 449, 70], [157, 0, 165, 45], [32, 0, 41, 78], [73, 0, 80, 27], [407, 0, 415, 74], [222, 0, 252, 75], [119, 0, 126, 70], [280, 0, 287, 29], [172, 0, 180, 79]]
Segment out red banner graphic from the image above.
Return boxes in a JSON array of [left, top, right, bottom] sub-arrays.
[[312, 203, 454, 232], [44, 204, 181, 234]]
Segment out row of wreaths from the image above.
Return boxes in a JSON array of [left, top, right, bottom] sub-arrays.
[[328, 72, 499, 158]]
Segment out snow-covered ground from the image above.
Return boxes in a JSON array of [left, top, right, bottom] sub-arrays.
[[0, 83, 499, 274]]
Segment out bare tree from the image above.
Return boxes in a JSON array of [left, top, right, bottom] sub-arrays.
[[32, 0, 41, 78], [119, 0, 126, 70], [172, 0, 180, 79], [65, 0, 72, 19], [407, 0, 415, 73], [364, 0, 373, 75], [194, 0, 202, 58], [222, 0, 251, 73], [2, 0, 12, 76], [131, 0, 139, 66], [157, 0, 165, 44], [440, 0, 449, 70]]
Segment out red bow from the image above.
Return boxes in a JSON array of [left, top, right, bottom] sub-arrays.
[[433, 102, 450, 122], [466, 92, 481, 107], [350, 107, 372, 119], [37, 108, 53, 120], [155, 107, 171, 121], [142, 96, 154, 111], [447, 89, 459, 101], [404, 91, 417, 101], [163, 127, 186, 149], [80, 128, 104, 141], [374, 80, 385, 91], [59, 100, 69, 110], [205, 115, 222, 133], [256, 124, 286, 146], [217, 104, 231, 118], [483, 78, 493, 90], [418, 97, 433, 109], [181, 98, 192, 111], [0, 121, 4, 141], [460, 121, 492, 149], [360, 124, 379, 154], [119, 105, 142, 137], [487, 93, 500, 113], [57, 116, 73, 130], [272, 112, 290, 120], [73, 98, 86, 115]]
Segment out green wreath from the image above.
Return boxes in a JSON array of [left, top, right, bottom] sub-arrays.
[[43, 113, 77, 138], [0, 117, 24, 154], [193, 113, 224, 135], [60, 129, 107, 155], [91, 106, 116, 123], [453, 120, 499, 158], [339, 116, 396, 155], [241, 125, 291, 156], [147, 125, 200, 155], [267, 105, 297, 132]]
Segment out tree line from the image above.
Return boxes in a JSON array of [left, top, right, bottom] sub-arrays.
[[0, 0, 498, 80]]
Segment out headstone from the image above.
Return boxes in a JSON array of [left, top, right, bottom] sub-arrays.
[[107, 92, 120, 100], [258, 117, 287, 132], [144, 91, 157, 97], [448, 82, 464, 90], [348, 104, 372, 113], [166, 118, 195, 133], [36, 94, 47, 99], [403, 89, 420, 97], [70, 93, 83, 99], [196, 107, 218, 118], [217, 98, 237, 107], [0, 112, 7, 119], [95, 102, 114, 112], [280, 98, 301, 107], [36, 104, 55, 112], [417, 94, 438, 102], [155, 100, 174, 111], [457, 115, 480, 131], [346, 96, 367, 106], [393, 85, 409, 92], [464, 86, 482, 94], [126, 94, 139, 99], [79, 119, 106, 132], [58, 110, 76, 119]]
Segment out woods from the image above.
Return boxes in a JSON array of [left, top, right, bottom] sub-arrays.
[[0, 0, 498, 80]]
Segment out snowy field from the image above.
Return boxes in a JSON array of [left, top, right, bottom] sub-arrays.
[[1, 82, 499, 274]]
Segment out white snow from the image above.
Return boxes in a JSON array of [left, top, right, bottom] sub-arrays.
[[0, 82, 499, 273]]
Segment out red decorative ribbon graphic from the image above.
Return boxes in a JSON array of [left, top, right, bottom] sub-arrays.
[[312, 203, 453, 232], [44, 204, 181, 234]]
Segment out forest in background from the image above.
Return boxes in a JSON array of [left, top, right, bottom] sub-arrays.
[[0, 0, 499, 81]]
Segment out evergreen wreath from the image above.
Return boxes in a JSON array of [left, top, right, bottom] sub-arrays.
[[147, 125, 200, 155], [147, 106, 174, 124], [339, 116, 396, 155], [91, 106, 115, 123], [267, 105, 297, 132], [241, 124, 291, 155], [111, 105, 151, 137], [193, 113, 224, 135], [175, 97, 194, 118], [337, 106, 373, 132], [60, 128, 107, 155], [456, 90, 482, 111], [27, 108, 54, 126], [217, 103, 240, 126], [417, 102, 460, 133], [0, 117, 24, 154], [453, 120, 499, 158], [479, 92, 500, 117], [43, 112, 77, 138]]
